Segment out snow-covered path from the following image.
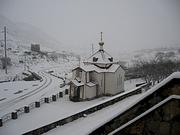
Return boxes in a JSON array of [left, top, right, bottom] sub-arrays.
[[0, 71, 63, 117], [0, 72, 49, 111], [0, 60, 79, 117], [0, 60, 76, 117]]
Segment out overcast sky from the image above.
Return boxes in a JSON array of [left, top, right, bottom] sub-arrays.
[[0, 0, 180, 55]]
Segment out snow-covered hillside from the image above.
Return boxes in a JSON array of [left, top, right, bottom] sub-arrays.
[[132, 46, 180, 60], [0, 14, 80, 81], [0, 41, 79, 82], [118, 46, 180, 67], [0, 14, 63, 51]]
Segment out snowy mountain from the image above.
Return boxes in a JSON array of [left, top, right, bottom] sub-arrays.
[[117, 46, 180, 67], [0, 14, 63, 51], [132, 46, 180, 60]]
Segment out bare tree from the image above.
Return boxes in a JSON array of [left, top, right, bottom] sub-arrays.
[[155, 51, 175, 61], [133, 57, 180, 85], [0, 57, 12, 69]]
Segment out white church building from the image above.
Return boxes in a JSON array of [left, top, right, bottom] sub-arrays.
[[69, 33, 125, 101]]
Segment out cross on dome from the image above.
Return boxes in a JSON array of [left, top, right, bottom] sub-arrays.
[[99, 32, 104, 51]]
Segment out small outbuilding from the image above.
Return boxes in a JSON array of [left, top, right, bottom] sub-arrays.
[[31, 44, 40, 52]]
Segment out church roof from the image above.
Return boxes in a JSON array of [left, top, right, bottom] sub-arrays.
[[84, 50, 116, 64], [84, 32, 118, 66], [73, 32, 123, 72], [71, 79, 84, 86], [74, 64, 120, 73]]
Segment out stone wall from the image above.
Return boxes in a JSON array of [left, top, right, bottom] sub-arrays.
[[117, 99, 180, 135], [90, 79, 180, 135]]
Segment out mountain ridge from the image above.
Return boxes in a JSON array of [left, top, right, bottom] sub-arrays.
[[0, 14, 64, 51]]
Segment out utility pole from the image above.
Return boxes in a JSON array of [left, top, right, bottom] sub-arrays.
[[3, 26, 7, 74], [78, 55, 81, 66], [24, 54, 27, 71]]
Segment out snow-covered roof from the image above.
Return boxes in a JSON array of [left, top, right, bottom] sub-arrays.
[[71, 79, 84, 86], [85, 50, 115, 64], [86, 82, 96, 87], [74, 64, 120, 73]]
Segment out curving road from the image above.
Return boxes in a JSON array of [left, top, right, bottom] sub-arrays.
[[0, 72, 51, 111], [0, 68, 63, 116]]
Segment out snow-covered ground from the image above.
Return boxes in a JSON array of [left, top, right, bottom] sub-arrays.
[[0, 60, 79, 116], [44, 72, 180, 135], [0, 77, 143, 135], [45, 94, 143, 135], [0, 43, 145, 135], [0, 80, 42, 109], [124, 78, 144, 91], [1, 94, 143, 135], [0, 71, 142, 116]]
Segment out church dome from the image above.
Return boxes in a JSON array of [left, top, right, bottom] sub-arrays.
[[84, 32, 117, 69]]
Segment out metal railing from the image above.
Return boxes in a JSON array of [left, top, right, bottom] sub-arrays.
[[2, 113, 11, 123], [0, 90, 65, 127]]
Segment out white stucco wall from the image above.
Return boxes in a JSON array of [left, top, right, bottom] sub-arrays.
[[105, 66, 125, 95], [81, 71, 86, 83], [105, 72, 116, 94], [92, 72, 104, 96], [87, 72, 89, 82], [79, 86, 84, 99], [70, 84, 75, 97], [85, 85, 96, 99], [71, 65, 125, 100]]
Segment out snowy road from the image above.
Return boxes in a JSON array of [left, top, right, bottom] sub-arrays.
[[0, 72, 50, 111], [0, 69, 63, 117], [0, 77, 144, 135], [0, 60, 78, 117]]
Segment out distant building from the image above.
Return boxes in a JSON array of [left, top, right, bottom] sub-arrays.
[[69, 32, 125, 101], [24, 51, 31, 55], [31, 44, 40, 52]]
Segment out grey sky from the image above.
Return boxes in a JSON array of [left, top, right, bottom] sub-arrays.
[[0, 0, 180, 55]]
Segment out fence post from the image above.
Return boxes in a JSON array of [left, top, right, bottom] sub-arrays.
[[52, 95, 56, 101], [45, 97, 49, 103], [11, 112, 18, 119], [35, 102, 40, 108], [24, 106, 30, 113], [0, 119, 2, 127], [65, 89, 68, 95], [59, 92, 63, 97]]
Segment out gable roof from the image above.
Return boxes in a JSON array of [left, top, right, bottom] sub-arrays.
[[84, 50, 117, 64], [71, 79, 84, 87], [73, 64, 121, 73]]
